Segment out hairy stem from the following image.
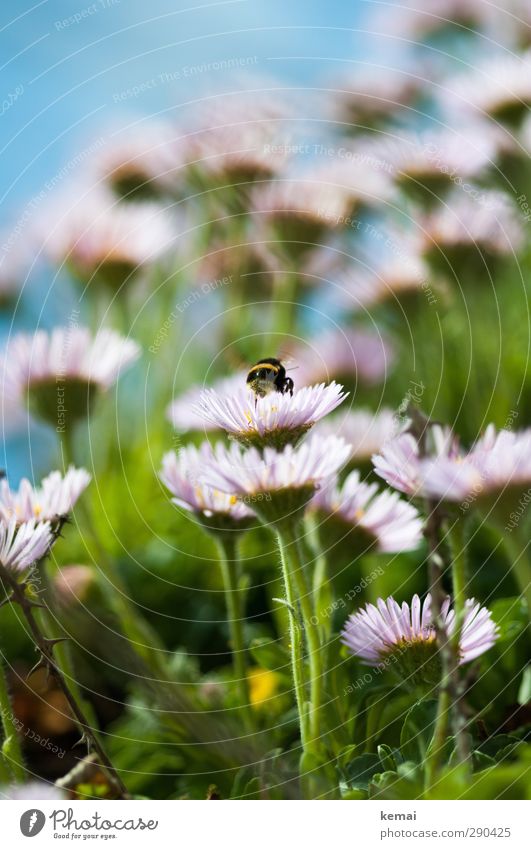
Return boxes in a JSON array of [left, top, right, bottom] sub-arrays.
[[0, 659, 26, 783], [448, 519, 472, 767], [216, 535, 253, 728], [276, 529, 308, 750], [277, 521, 324, 753], [0, 564, 129, 799], [422, 502, 454, 793]]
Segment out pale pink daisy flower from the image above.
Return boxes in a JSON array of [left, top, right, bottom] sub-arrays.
[[1, 326, 140, 427], [333, 67, 422, 127], [342, 594, 498, 673], [167, 373, 247, 432], [194, 381, 347, 448], [317, 408, 402, 463], [252, 176, 352, 258], [293, 328, 394, 387], [373, 424, 458, 497], [253, 175, 351, 221], [310, 157, 395, 211], [160, 443, 254, 527], [183, 90, 294, 185], [202, 434, 351, 508], [372, 0, 500, 41], [0, 518, 54, 573], [42, 189, 176, 288], [337, 250, 431, 311], [90, 124, 187, 200], [441, 51, 531, 127], [312, 469, 423, 552], [0, 467, 91, 525], [378, 128, 496, 195], [189, 122, 288, 185], [3, 326, 140, 395], [420, 190, 524, 258], [374, 423, 531, 508], [421, 425, 531, 505]]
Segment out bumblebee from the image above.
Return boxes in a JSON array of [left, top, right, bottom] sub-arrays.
[[246, 357, 294, 399]]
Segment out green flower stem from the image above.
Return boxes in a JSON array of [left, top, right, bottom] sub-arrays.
[[501, 528, 531, 624], [448, 519, 472, 768], [277, 521, 324, 753], [0, 747, 11, 785], [0, 660, 26, 783], [448, 519, 467, 651], [425, 680, 452, 792], [423, 504, 458, 793], [268, 271, 298, 349], [425, 514, 472, 791], [275, 527, 308, 750], [215, 536, 253, 727]]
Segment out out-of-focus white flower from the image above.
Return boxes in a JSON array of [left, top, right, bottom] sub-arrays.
[[312, 469, 423, 552], [168, 373, 247, 432], [292, 327, 394, 386], [190, 123, 287, 184], [317, 408, 402, 462], [441, 51, 531, 126], [89, 124, 187, 200], [374, 423, 531, 511], [371, 0, 500, 41], [337, 250, 430, 311], [0, 518, 54, 573], [160, 443, 254, 524], [310, 157, 395, 211], [1, 326, 140, 427], [194, 381, 347, 448], [333, 67, 422, 126], [378, 128, 496, 189], [373, 424, 458, 497], [251, 174, 350, 235], [3, 326, 140, 398], [0, 780, 65, 800], [0, 468, 91, 524], [420, 190, 524, 257], [342, 594, 498, 670], [421, 425, 531, 505], [182, 91, 294, 189], [42, 189, 176, 287]]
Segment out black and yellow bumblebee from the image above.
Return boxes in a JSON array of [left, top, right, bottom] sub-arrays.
[[246, 357, 294, 399]]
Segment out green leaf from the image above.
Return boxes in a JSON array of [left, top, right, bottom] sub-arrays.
[[369, 762, 424, 800], [478, 735, 522, 760], [249, 637, 289, 672], [431, 755, 531, 800], [340, 753, 381, 793], [490, 597, 527, 642], [518, 666, 531, 706], [378, 744, 398, 772], [400, 699, 438, 763]]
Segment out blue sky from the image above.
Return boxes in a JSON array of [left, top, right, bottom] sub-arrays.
[[0, 0, 405, 220], [1, 0, 402, 479]]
